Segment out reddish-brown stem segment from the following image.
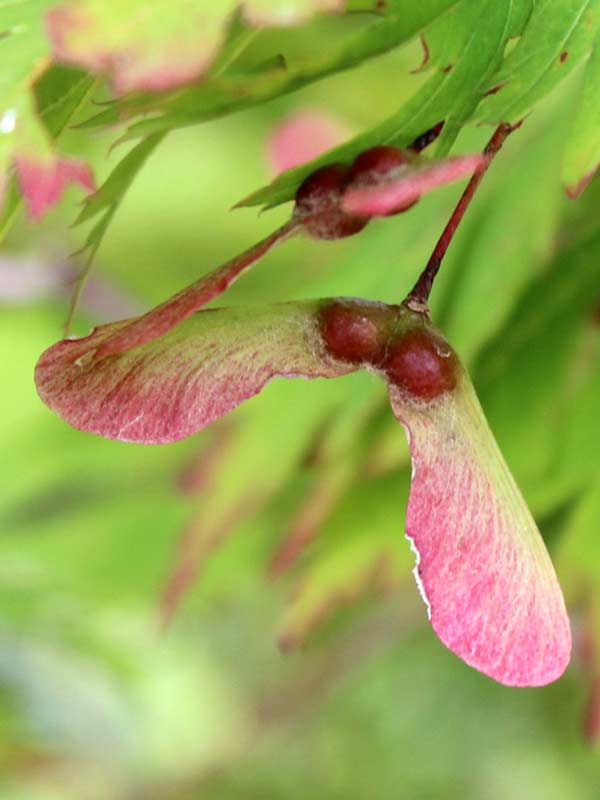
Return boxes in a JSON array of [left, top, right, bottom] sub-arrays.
[[405, 121, 522, 309], [409, 121, 444, 153], [94, 219, 300, 359]]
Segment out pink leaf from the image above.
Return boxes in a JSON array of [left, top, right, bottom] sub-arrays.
[[15, 155, 95, 221], [35, 302, 352, 444], [267, 110, 350, 175], [47, 0, 345, 94], [46, 3, 216, 94], [388, 371, 572, 686], [342, 154, 485, 217]]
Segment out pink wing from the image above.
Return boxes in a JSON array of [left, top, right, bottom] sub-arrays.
[[343, 154, 484, 217], [388, 375, 571, 686], [35, 301, 352, 444]]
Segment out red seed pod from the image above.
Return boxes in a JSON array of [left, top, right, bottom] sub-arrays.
[[383, 327, 458, 399], [319, 300, 392, 365], [294, 164, 368, 240], [346, 146, 419, 215], [348, 146, 410, 184]]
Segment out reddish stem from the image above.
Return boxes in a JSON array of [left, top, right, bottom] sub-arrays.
[[405, 121, 522, 309], [94, 219, 299, 359], [409, 121, 444, 153]]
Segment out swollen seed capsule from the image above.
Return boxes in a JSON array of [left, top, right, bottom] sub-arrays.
[[294, 164, 368, 240], [346, 146, 419, 215], [295, 164, 347, 205], [348, 146, 410, 183], [383, 328, 458, 399], [319, 300, 391, 366]]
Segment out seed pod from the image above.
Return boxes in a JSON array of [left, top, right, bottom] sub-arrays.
[[294, 164, 368, 240]]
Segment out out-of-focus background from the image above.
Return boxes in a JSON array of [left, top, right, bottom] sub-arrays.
[[2, 14, 600, 800]]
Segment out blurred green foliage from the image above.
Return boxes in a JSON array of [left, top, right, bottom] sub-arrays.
[[1, 0, 600, 797]]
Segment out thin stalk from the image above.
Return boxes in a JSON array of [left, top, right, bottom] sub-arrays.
[[409, 121, 444, 154], [405, 121, 522, 310]]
